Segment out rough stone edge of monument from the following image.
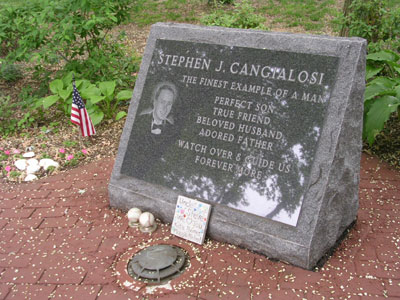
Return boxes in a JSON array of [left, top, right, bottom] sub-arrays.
[[307, 39, 366, 267], [109, 23, 366, 269]]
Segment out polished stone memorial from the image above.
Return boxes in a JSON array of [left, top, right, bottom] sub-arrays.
[[109, 23, 366, 269]]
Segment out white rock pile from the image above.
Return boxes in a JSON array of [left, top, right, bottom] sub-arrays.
[[15, 152, 59, 181]]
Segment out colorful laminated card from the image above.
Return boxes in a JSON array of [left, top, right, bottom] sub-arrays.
[[171, 195, 212, 245]]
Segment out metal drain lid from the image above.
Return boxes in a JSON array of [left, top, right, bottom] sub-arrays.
[[127, 245, 186, 283]]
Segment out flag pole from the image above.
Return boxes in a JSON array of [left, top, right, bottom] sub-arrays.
[[72, 73, 83, 150]]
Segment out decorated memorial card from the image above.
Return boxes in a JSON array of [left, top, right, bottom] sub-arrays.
[[171, 195, 211, 245]]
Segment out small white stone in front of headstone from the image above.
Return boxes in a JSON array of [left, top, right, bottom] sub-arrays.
[[26, 164, 40, 174], [15, 159, 27, 171], [24, 174, 38, 181], [171, 195, 212, 245], [39, 159, 60, 170], [27, 158, 39, 166], [22, 152, 35, 158]]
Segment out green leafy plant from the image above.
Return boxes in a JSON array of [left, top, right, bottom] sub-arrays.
[[40, 152, 51, 159], [65, 158, 79, 167], [46, 165, 56, 173], [0, 60, 23, 82], [17, 112, 35, 131], [364, 50, 400, 145], [63, 140, 77, 148], [36, 73, 74, 116], [0, 3, 40, 56], [37, 72, 132, 125], [0, 96, 15, 134], [338, 0, 400, 147], [64, 151, 84, 167], [338, 0, 400, 52], [77, 78, 132, 123], [19, 132, 30, 138], [0, 0, 137, 84], [0, 95, 22, 136], [9, 170, 21, 178], [201, 0, 267, 30], [95, 80, 132, 120], [39, 122, 60, 134]]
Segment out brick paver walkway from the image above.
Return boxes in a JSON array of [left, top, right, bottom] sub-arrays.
[[0, 154, 399, 299]]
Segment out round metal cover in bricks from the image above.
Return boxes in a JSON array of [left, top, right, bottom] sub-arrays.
[[127, 244, 187, 283]]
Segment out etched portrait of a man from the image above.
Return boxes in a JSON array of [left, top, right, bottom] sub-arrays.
[[139, 82, 178, 135], [122, 81, 180, 178]]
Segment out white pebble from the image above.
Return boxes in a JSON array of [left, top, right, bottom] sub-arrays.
[[27, 158, 39, 166], [39, 159, 60, 170], [26, 164, 40, 174], [22, 152, 35, 158], [15, 159, 27, 171], [24, 174, 38, 181]]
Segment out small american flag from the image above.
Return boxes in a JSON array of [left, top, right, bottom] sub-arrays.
[[71, 80, 95, 137]]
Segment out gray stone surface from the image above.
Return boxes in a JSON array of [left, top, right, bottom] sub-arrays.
[[109, 23, 366, 269]]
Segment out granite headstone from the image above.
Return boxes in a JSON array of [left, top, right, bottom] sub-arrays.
[[109, 23, 366, 269]]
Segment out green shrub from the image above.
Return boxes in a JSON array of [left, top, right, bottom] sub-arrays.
[[0, 0, 137, 85], [9, 170, 21, 178], [0, 96, 18, 136], [63, 140, 78, 148], [0, 61, 22, 82], [0, 95, 36, 136], [338, 0, 400, 146], [339, 0, 400, 52], [201, 0, 267, 30], [36, 72, 133, 125], [364, 50, 400, 145], [0, 2, 42, 56]]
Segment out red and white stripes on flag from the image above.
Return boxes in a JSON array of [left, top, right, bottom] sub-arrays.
[[71, 81, 96, 137]]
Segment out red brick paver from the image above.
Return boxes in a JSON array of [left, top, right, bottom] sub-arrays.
[[5, 284, 55, 300], [0, 153, 399, 299]]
